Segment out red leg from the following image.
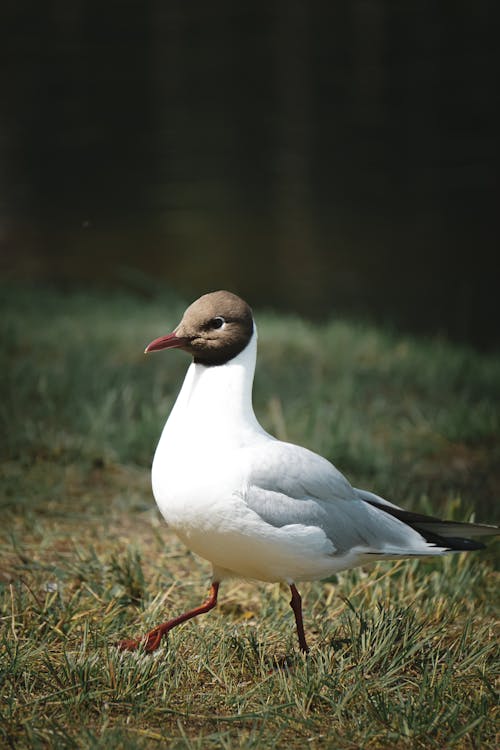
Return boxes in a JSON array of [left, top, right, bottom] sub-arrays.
[[289, 584, 309, 653], [117, 581, 220, 653]]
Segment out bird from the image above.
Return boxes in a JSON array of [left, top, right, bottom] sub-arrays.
[[117, 290, 498, 654]]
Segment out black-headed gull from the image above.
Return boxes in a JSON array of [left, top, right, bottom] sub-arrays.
[[118, 291, 498, 653]]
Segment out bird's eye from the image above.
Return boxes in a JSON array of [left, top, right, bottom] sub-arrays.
[[210, 316, 226, 330]]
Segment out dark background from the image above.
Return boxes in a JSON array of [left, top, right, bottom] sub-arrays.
[[1, 1, 498, 346]]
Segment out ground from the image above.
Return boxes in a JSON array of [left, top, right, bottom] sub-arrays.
[[1, 283, 499, 748]]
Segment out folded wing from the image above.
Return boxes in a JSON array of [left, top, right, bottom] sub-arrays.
[[243, 441, 498, 556]]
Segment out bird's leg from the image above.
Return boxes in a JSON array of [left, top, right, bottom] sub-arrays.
[[289, 584, 309, 653], [117, 581, 220, 653]]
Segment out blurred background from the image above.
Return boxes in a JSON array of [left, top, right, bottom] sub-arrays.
[[1, 1, 498, 347]]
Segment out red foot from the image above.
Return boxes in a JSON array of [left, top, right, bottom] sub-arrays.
[[116, 637, 141, 652], [116, 582, 220, 654], [116, 626, 166, 652]]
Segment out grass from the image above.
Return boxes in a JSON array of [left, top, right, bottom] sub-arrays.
[[1, 281, 499, 749]]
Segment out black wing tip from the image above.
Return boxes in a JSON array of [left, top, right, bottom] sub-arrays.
[[365, 499, 491, 552], [417, 528, 486, 551], [440, 537, 486, 552]]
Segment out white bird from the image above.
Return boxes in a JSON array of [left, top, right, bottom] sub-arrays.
[[118, 291, 498, 653]]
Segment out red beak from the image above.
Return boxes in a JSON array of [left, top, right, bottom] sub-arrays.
[[144, 332, 188, 354]]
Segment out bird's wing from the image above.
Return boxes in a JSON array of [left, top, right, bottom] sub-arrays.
[[246, 440, 357, 506], [241, 441, 434, 555], [355, 488, 499, 541]]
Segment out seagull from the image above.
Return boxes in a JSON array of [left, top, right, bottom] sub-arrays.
[[118, 291, 498, 654]]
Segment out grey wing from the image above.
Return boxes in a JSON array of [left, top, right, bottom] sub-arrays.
[[242, 441, 423, 555]]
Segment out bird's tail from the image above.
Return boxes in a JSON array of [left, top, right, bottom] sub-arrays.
[[356, 488, 498, 552]]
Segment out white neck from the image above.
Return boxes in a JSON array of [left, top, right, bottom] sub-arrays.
[[159, 328, 264, 450]]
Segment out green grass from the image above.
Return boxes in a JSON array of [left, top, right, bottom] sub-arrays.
[[1, 282, 499, 749]]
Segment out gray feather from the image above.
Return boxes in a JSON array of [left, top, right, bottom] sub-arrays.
[[243, 441, 441, 555]]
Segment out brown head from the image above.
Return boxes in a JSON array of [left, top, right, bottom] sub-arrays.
[[145, 291, 254, 366]]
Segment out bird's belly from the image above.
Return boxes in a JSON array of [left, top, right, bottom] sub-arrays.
[[179, 523, 343, 583]]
